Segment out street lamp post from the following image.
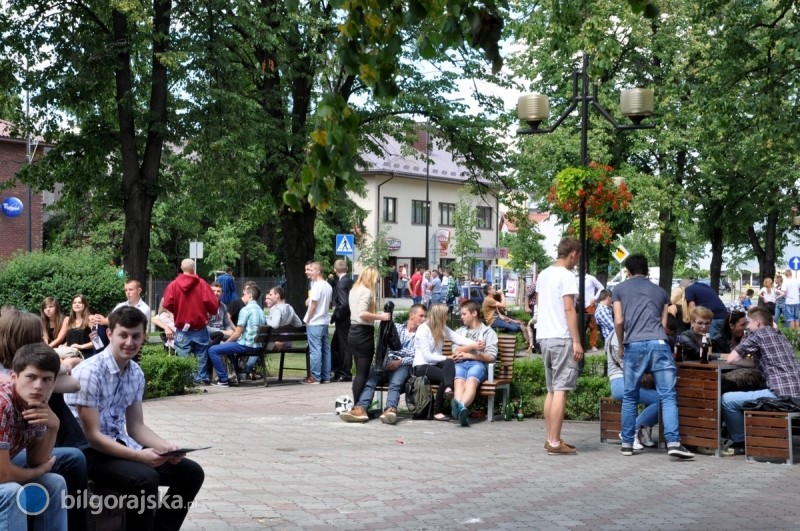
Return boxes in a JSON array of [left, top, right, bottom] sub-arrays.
[[517, 54, 654, 348]]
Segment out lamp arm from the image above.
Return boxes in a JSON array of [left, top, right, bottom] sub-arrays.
[[516, 100, 578, 135]]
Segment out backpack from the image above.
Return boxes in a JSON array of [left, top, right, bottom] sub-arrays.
[[405, 374, 432, 418]]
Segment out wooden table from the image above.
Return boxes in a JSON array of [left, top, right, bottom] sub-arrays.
[[676, 361, 736, 457]]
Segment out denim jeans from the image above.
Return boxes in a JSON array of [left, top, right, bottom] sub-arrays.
[[208, 341, 261, 382], [721, 388, 778, 442], [13, 447, 88, 531], [307, 324, 331, 382], [710, 318, 725, 340], [0, 473, 67, 531], [610, 377, 659, 430], [492, 319, 522, 334], [622, 340, 680, 445], [775, 299, 786, 324], [358, 365, 411, 410], [174, 328, 212, 383]]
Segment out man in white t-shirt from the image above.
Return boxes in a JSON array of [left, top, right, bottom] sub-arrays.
[[303, 262, 333, 383], [535, 236, 583, 455], [782, 269, 800, 330]]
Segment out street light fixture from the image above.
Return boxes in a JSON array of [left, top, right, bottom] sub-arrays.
[[516, 53, 654, 348]]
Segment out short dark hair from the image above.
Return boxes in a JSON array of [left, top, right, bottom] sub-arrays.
[[596, 289, 612, 303], [747, 306, 773, 327], [409, 304, 426, 316], [108, 306, 148, 332], [460, 300, 480, 314], [557, 236, 581, 258], [12, 343, 61, 376], [623, 254, 649, 276], [245, 285, 261, 301], [482, 284, 492, 295], [270, 286, 285, 300], [211, 281, 222, 288]]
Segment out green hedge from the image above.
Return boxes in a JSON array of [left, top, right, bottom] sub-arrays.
[[138, 345, 197, 399], [0, 249, 123, 314], [510, 355, 610, 421]]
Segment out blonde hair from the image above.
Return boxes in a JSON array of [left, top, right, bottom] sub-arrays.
[[763, 278, 773, 291], [670, 287, 689, 323], [353, 266, 380, 313], [426, 304, 450, 351], [690, 306, 713, 322]]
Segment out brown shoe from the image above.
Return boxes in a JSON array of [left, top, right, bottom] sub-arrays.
[[380, 407, 397, 425], [340, 406, 369, 423], [546, 440, 577, 455], [303, 376, 319, 385], [543, 439, 577, 450]]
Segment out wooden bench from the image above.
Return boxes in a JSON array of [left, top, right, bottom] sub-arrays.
[[600, 397, 622, 442], [249, 325, 310, 386], [676, 362, 723, 453], [744, 410, 800, 464], [87, 481, 127, 531], [376, 334, 516, 422]]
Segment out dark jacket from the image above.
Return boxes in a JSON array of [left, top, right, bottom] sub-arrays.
[[376, 301, 401, 374], [333, 275, 354, 323]]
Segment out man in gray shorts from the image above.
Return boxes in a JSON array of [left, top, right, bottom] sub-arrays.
[[535, 237, 583, 455], [613, 254, 694, 459]]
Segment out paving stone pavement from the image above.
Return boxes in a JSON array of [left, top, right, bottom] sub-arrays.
[[145, 381, 800, 530]]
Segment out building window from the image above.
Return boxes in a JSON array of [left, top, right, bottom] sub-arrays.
[[383, 197, 397, 222], [412, 200, 429, 225], [476, 206, 492, 230], [439, 202, 455, 226]]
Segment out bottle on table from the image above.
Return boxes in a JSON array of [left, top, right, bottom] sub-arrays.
[[700, 334, 710, 364], [674, 343, 683, 363]]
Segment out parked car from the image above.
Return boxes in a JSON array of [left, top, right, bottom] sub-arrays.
[[459, 284, 485, 306]]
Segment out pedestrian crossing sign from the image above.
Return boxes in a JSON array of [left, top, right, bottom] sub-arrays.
[[335, 234, 355, 257]]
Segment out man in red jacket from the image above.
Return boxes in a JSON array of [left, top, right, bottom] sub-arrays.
[[409, 266, 423, 305], [163, 258, 220, 384]]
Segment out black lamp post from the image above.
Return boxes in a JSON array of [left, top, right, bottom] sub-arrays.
[[516, 54, 654, 348]]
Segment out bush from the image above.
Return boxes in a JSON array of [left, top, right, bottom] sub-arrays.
[[510, 354, 610, 421], [138, 346, 197, 399], [0, 248, 123, 314], [781, 327, 800, 356]]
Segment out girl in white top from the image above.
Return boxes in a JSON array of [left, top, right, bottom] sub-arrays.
[[413, 304, 482, 420], [348, 266, 390, 403]]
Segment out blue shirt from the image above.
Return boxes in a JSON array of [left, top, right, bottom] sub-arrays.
[[237, 301, 266, 348]]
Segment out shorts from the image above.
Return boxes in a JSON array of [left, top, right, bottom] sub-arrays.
[[454, 360, 488, 382], [785, 304, 800, 323], [539, 337, 580, 392]]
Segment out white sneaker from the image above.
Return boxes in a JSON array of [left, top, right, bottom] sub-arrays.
[[633, 430, 644, 451], [640, 426, 656, 448]]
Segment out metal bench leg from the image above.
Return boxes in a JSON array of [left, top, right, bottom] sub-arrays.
[[278, 352, 286, 382], [487, 396, 495, 422]]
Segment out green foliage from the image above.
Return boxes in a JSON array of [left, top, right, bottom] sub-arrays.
[[511, 355, 610, 421], [781, 328, 800, 356], [452, 193, 481, 278], [0, 249, 123, 314], [357, 224, 392, 277], [499, 211, 549, 273], [138, 347, 197, 399]]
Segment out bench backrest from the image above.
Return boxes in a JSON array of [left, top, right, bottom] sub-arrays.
[[255, 325, 308, 351]]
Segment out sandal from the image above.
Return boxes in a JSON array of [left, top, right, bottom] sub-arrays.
[[433, 413, 450, 421]]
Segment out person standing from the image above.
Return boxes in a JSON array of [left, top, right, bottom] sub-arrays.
[[782, 269, 800, 330], [774, 274, 786, 325], [535, 237, 583, 455], [303, 262, 333, 384], [409, 267, 423, 305], [331, 259, 354, 382], [681, 278, 728, 339], [163, 259, 220, 383], [348, 266, 391, 403], [218, 267, 238, 305], [389, 265, 399, 298], [583, 272, 604, 351], [613, 254, 694, 459]]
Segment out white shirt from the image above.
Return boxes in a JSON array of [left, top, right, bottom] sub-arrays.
[[583, 274, 604, 308], [412, 323, 473, 367], [304, 279, 332, 326], [536, 265, 579, 340], [784, 278, 800, 305], [113, 299, 151, 320]]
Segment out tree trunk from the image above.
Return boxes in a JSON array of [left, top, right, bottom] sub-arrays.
[[658, 213, 677, 293], [114, 1, 171, 284], [709, 225, 723, 293], [280, 205, 317, 316], [748, 210, 779, 283]]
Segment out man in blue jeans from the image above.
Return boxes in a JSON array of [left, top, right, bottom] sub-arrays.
[[303, 262, 333, 384], [340, 305, 426, 423], [613, 254, 694, 459], [163, 258, 220, 384], [721, 305, 800, 453], [208, 285, 266, 386]]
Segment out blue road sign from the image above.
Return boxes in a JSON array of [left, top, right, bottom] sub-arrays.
[[789, 256, 800, 271], [335, 234, 355, 257]]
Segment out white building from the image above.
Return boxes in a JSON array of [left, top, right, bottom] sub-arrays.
[[354, 129, 501, 280]]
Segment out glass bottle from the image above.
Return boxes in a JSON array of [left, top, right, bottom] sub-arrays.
[[700, 334, 709, 364]]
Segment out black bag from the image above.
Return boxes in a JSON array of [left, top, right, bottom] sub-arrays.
[[405, 374, 431, 418]]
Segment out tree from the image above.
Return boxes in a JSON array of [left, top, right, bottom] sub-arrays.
[[499, 211, 549, 275], [451, 193, 481, 280]]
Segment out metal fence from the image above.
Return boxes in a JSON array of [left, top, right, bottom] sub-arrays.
[[143, 276, 284, 311]]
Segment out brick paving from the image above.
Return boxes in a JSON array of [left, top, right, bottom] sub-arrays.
[[145, 381, 800, 530]]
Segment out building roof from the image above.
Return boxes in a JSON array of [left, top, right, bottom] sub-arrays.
[[502, 211, 551, 232], [359, 131, 475, 184], [0, 119, 18, 139]]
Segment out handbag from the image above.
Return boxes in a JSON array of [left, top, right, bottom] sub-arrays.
[[405, 373, 431, 417]]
